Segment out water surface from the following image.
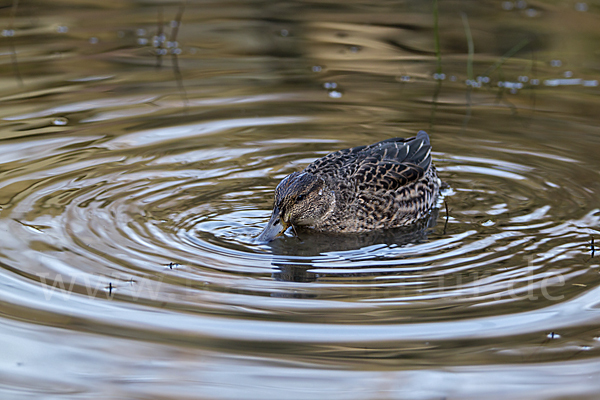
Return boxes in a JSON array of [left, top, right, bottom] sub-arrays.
[[1, 1, 600, 399]]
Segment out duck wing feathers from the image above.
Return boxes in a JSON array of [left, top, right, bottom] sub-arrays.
[[304, 131, 432, 193]]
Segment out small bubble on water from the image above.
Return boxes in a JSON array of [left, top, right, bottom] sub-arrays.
[[312, 65, 322, 72], [518, 75, 529, 82], [280, 29, 289, 37], [450, 75, 457, 82], [564, 71, 573, 78], [136, 28, 146, 36], [324, 82, 337, 89], [137, 38, 148, 46], [328, 90, 342, 99], [583, 80, 599, 87], [349, 45, 360, 53], [2, 29, 15, 37], [516, 0, 527, 9], [170, 20, 179, 28], [89, 37, 99, 44], [171, 48, 182, 55], [502, 1, 514, 10], [550, 59, 562, 67], [547, 332, 561, 339], [399, 75, 410, 82], [525, 8, 538, 17], [575, 2, 588, 12], [57, 25, 69, 33], [531, 78, 540, 85], [52, 118, 68, 126], [433, 73, 446, 80]]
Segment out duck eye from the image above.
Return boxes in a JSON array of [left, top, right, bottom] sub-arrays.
[[296, 194, 305, 201]]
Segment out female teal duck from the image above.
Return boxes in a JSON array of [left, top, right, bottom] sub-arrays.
[[258, 130, 441, 241]]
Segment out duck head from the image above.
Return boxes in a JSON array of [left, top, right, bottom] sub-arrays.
[[257, 172, 336, 242]]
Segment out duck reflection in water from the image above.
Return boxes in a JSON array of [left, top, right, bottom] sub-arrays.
[[269, 207, 439, 284]]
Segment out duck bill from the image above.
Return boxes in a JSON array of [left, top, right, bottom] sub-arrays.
[[257, 207, 289, 242]]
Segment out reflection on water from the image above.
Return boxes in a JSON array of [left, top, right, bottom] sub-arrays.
[[1, 1, 600, 398]]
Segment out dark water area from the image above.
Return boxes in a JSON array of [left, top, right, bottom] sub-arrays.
[[1, 1, 600, 399]]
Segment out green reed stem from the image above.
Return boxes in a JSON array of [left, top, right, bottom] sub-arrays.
[[434, 0, 442, 74], [483, 38, 530, 77], [460, 12, 474, 81]]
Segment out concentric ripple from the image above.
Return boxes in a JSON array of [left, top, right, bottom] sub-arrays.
[[1, 110, 599, 346]]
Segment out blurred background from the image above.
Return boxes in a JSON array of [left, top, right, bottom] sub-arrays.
[[1, 1, 600, 399]]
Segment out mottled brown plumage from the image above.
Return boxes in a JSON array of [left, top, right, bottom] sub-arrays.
[[258, 131, 441, 241]]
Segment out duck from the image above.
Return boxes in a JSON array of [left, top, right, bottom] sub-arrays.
[[257, 130, 441, 242]]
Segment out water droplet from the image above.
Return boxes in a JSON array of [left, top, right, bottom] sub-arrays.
[[57, 25, 68, 33], [280, 29, 289, 37], [89, 37, 98, 44], [324, 82, 337, 89], [52, 118, 68, 126], [137, 38, 148, 46], [2, 29, 15, 37], [312, 65, 322, 73], [525, 8, 538, 17], [450, 75, 457, 82], [550, 59, 562, 67], [564, 71, 573, 78], [349, 46, 360, 53], [328, 90, 342, 99], [136, 28, 146, 36], [433, 73, 446, 80], [531, 78, 540, 85]]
